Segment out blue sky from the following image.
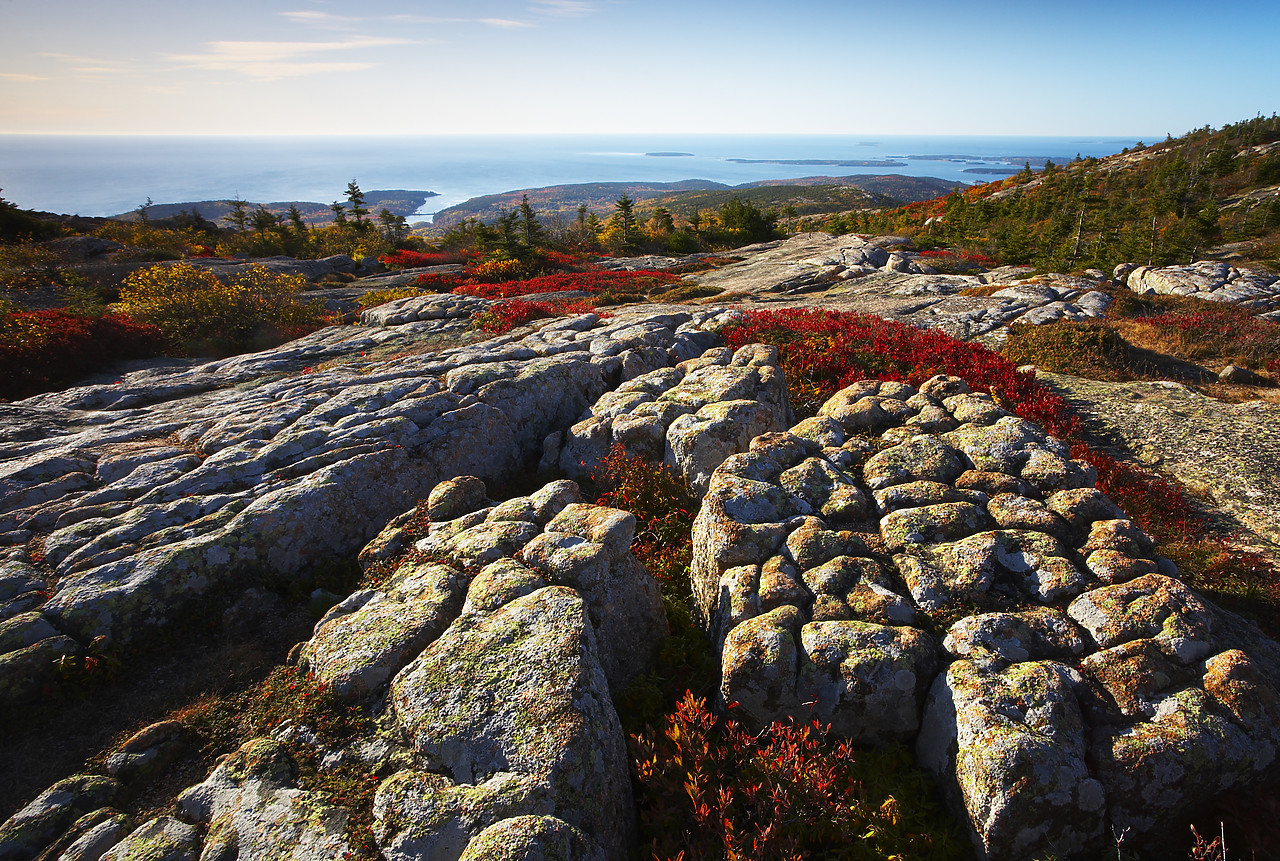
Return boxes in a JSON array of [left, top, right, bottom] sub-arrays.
[[1, 0, 1276, 136]]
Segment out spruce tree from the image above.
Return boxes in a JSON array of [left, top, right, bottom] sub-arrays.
[[346, 180, 369, 227]]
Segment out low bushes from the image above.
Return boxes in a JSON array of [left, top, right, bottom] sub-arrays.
[[0, 309, 164, 400], [377, 249, 475, 269], [633, 694, 966, 861], [114, 262, 329, 355], [721, 307, 1081, 439], [471, 297, 600, 334], [1002, 320, 1135, 379], [1126, 305, 1280, 374]]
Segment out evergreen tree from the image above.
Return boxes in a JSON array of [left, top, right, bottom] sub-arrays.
[[346, 180, 369, 228], [378, 208, 408, 244], [250, 205, 280, 236], [287, 205, 308, 238], [225, 196, 250, 233], [614, 192, 638, 250], [518, 194, 544, 248], [495, 209, 521, 256]]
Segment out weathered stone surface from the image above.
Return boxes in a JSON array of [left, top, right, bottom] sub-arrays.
[[43, 808, 132, 861], [554, 343, 791, 493], [374, 770, 551, 861], [1043, 372, 1280, 559], [522, 504, 666, 691], [1089, 684, 1277, 838], [863, 435, 967, 491], [720, 605, 805, 726], [104, 720, 186, 785], [177, 738, 349, 861], [459, 815, 606, 861], [0, 635, 82, 710], [428, 476, 491, 522], [99, 815, 200, 861], [388, 587, 632, 857], [0, 775, 120, 861], [798, 621, 939, 743], [299, 561, 467, 699], [943, 609, 1088, 668], [917, 660, 1105, 860], [1126, 260, 1280, 315], [1068, 574, 1214, 662], [1, 305, 725, 661]]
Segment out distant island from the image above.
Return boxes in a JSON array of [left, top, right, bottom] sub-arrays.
[[113, 190, 438, 225], [645, 152, 695, 157], [962, 167, 1021, 175], [908, 154, 1061, 167], [726, 158, 907, 167]]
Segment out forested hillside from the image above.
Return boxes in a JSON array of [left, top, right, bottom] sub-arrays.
[[821, 115, 1280, 273]]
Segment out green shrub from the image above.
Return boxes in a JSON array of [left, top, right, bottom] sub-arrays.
[[1002, 321, 1134, 379], [115, 262, 328, 354]]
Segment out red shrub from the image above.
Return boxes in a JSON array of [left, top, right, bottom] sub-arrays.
[[379, 249, 475, 269], [721, 308, 1080, 438], [631, 693, 963, 860], [1138, 306, 1280, 373], [0, 310, 165, 400], [412, 272, 465, 291]]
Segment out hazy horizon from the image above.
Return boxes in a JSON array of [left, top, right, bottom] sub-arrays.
[[1, 0, 1275, 138]]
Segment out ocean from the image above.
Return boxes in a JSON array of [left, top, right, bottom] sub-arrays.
[[0, 133, 1144, 221]]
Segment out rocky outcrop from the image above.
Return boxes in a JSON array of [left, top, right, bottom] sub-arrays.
[[690, 375, 1280, 860], [1042, 372, 1280, 559], [3, 474, 661, 860], [549, 342, 791, 493], [681, 233, 1118, 342], [1122, 260, 1280, 319], [5, 244, 1280, 861], [0, 299, 724, 706]]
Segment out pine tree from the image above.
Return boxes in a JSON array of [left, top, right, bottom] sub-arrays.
[[346, 180, 369, 228], [518, 194, 544, 249], [225, 196, 250, 233], [614, 192, 638, 250], [287, 205, 308, 238]]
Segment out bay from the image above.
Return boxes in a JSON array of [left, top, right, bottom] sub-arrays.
[[0, 133, 1143, 221]]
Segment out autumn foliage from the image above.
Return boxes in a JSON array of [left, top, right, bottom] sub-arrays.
[[0, 309, 164, 400], [115, 262, 329, 354], [632, 694, 964, 861]]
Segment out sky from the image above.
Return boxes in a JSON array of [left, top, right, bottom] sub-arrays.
[[0, 0, 1277, 137]]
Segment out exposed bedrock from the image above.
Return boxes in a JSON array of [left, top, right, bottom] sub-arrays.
[[2, 475, 662, 860], [690, 375, 1280, 860], [0, 301, 734, 688], [1122, 259, 1280, 319]]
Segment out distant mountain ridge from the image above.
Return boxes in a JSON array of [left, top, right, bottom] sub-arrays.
[[426, 174, 961, 229], [111, 190, 438, 225]]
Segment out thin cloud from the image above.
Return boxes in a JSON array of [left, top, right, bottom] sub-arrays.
[[279, 11, 364, 28], [38, 53, 132, 79], [388, 14, 533, 28], [530, 0, 597, 16], [166, 36, 412, 80], [0, 72, 49, 82]]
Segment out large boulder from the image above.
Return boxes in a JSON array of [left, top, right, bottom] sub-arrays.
[[386, 586, 633, 857]]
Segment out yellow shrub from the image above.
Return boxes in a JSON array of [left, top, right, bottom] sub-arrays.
[[115, 262, 327, 353], [467, 257, 524, 282]]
